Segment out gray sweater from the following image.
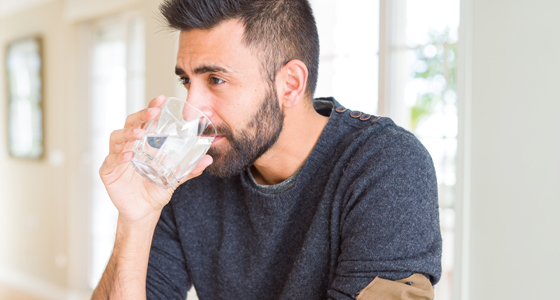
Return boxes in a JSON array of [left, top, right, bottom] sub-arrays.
[[146, 97, 442, 300]]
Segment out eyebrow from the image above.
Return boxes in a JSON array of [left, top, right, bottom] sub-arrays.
[[175, 64, 231, 76]]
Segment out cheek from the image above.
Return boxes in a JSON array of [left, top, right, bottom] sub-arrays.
[[215, 102, 252, 130], [213, 77, 266, 130]]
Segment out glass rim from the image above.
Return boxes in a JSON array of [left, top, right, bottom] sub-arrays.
[[165, 97, 217, 137]]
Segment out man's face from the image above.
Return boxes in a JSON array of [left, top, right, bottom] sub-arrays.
[[176, 20, 284, 177]]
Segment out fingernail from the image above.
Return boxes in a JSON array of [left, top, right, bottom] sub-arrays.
[[147, 108, 154, 113], [133, 129, 141, 135]]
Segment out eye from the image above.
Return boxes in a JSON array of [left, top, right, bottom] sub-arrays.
[[178, 77, 190, 85], [210, 77, 225, 85]]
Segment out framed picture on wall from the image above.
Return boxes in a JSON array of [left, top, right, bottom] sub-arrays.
[[5, 37, 44, 159]]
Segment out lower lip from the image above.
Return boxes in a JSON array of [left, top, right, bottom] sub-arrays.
[[212, 136, 224, 144]]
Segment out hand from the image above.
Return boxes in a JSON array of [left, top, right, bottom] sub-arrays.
[[99, 95, 213, 224]]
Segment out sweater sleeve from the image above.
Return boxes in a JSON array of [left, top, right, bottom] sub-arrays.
[[327, 127, 442, 299], [146, 200, 191, 299]]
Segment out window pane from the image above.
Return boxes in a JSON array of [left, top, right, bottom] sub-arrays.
[[403, 1, 460, 299], [312, 0, 380, 115], [89, 20, 126, 288], [88, 14, 145, 289], [332, 0, 380, 114]]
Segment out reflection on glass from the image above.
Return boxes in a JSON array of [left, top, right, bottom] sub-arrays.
[[7, 37, 43, 159]]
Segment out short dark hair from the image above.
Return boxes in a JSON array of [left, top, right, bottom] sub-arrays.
[[160, 0, 320, 97]]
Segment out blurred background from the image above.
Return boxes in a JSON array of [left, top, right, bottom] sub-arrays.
[[0, 0, 558, 299]]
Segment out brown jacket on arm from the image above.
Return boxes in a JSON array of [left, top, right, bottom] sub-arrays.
[[357, 274, 434, 300]]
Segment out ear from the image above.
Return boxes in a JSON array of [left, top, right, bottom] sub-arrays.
[[276, 59, 308, 109]]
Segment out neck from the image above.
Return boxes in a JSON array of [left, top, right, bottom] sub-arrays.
[[250, 99, 329, 185]]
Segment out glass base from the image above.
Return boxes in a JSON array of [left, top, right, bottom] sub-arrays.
[[130, 153, 180, 189]]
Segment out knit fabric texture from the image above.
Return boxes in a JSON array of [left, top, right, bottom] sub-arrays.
[[146, 97, 442, 300]]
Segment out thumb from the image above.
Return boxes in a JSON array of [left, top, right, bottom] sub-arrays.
[[183, 155, 213, 183]]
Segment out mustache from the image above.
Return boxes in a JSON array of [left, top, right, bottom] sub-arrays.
[[202, 123, 233, 139]]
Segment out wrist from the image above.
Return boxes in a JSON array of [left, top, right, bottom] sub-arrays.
[[118, 209, 162, 230], [114, 211, 161, 255]]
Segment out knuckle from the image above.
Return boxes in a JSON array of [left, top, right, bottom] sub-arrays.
[[109, 144, 118, 154], [99, 159, 108, 174], [125, 114, 134, 125], [109, 130, 117, 141]]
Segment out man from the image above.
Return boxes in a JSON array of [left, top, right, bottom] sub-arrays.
[[93, 0, 441, 299]]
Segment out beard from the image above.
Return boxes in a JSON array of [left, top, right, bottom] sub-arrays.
[[205, 84, 284, 178]]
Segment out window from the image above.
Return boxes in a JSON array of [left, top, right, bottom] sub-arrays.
[[380, 1, 460, 299], [405, 2, 459, 299], [313, 1, 460, 299], [85, 12, 145, 288], [312, 0, 380, 115]]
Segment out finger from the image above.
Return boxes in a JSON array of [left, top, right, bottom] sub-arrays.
[[99, 151, 134, 177], [170, 155, 212, 192], [192, 155, 213, 175], [148, 95, 167, 108], [124, 107, 160, 129], [109, 128, 145, 154], [123, 95, 165, 129]]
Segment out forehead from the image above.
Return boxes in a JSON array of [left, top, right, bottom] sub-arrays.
[[177, 19, 259, 74]]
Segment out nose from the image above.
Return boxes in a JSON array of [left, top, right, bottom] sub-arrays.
[[185, 89, 215, 120]]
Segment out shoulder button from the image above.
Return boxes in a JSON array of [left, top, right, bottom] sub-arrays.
[[350, 111, 362, 118], [370, 116, 382, 123], [335, 107, 347, 113], [360, 114, 371, 121]]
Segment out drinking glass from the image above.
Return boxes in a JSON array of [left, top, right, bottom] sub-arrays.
[[130, 97, 216, 189]]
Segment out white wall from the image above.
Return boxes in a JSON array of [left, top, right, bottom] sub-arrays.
[[0, 0, 71, 289], [0, 0, 178, 298], [466, 0, 560, 299]]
